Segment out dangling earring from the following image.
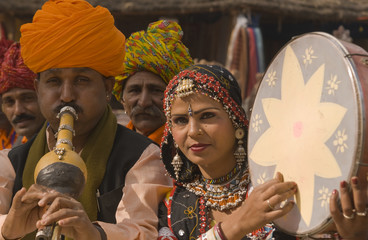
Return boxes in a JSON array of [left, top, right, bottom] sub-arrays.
[[172, 143, 183, 180], [234, 128, 246, 169]]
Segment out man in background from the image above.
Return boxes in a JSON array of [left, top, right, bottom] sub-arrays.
[[0, 42, 44, 147], [113, 19, 193, 144]]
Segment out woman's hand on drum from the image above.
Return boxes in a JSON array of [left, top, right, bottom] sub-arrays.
[[221, 172, 297, 239], [330, 175, 368, 240]]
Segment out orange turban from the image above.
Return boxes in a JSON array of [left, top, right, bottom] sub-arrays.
[[20, 0, 126, 77]]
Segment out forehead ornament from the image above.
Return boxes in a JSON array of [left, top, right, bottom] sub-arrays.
[[188, 104, 193, 116], [175, 78, 195, 97]]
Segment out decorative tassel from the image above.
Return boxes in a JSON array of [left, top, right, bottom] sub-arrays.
[[234, 128, 246, 168], [172, 144, 183, 180]]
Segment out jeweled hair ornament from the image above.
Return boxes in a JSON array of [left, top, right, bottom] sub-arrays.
[[176, 78, 195, 97]]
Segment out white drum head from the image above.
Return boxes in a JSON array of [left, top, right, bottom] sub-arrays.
[[247, 32, 365, 236]]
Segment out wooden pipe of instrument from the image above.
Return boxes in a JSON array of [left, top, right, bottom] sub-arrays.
[[34, 106, 87, 240]]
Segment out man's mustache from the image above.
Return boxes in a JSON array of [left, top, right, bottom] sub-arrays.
[[54, 103, 84, 115], [131, 105, 162, 118], [12, 113, 35, 124]]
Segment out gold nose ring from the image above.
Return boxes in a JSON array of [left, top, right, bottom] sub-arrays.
[[198, 129, 203, 135]]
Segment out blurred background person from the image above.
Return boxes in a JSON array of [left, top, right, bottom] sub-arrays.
[[0, 35, 21, 150], [113, 19, 193, 144], [0, 42, 45, 143]]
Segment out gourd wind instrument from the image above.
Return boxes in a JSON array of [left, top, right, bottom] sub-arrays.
[[34, 106, 87, 240]]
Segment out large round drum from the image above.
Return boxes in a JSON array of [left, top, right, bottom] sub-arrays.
[[247, 32, 368, 237]]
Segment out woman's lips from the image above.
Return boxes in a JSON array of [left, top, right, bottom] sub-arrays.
[[190, 143, 210, 152]]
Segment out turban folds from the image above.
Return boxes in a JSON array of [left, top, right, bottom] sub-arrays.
[[0, 42, 36, 94], [0, 38, 14, 64], [113, 20, 193, 100], [20, 0, 126, 77]]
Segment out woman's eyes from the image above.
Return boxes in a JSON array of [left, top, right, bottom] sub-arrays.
[[172, 112, 215, 125], [201, 112, 215, 119], [172, 117, 188, 125]]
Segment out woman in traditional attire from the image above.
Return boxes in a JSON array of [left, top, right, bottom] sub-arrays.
[[157, 64, 368, 240]]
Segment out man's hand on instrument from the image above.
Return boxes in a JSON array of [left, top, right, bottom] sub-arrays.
[[1, 185, 50, 239], [35, 192, 102, 240], [330, 175, 368, 240]]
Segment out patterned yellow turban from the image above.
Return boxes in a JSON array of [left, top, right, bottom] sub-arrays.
[[20, 0, 125, 77], [113, 20, 193, 100]]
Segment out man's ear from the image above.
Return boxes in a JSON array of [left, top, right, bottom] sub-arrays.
[[121, 99, 127, 111], [34, 79, 39, 95], [104, 76, 115, 93]]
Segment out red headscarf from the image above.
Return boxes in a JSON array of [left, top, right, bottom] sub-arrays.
[[0, 37, 14, 65], [0, 42, 36, 94]]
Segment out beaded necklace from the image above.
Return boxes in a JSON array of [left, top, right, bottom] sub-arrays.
[[183, 165, 250, 212], [202, 164, 241, 184], [188, 167, 274, 239]]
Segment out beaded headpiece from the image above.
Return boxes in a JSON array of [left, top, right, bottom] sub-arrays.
[[161, 64, 248, 183]]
